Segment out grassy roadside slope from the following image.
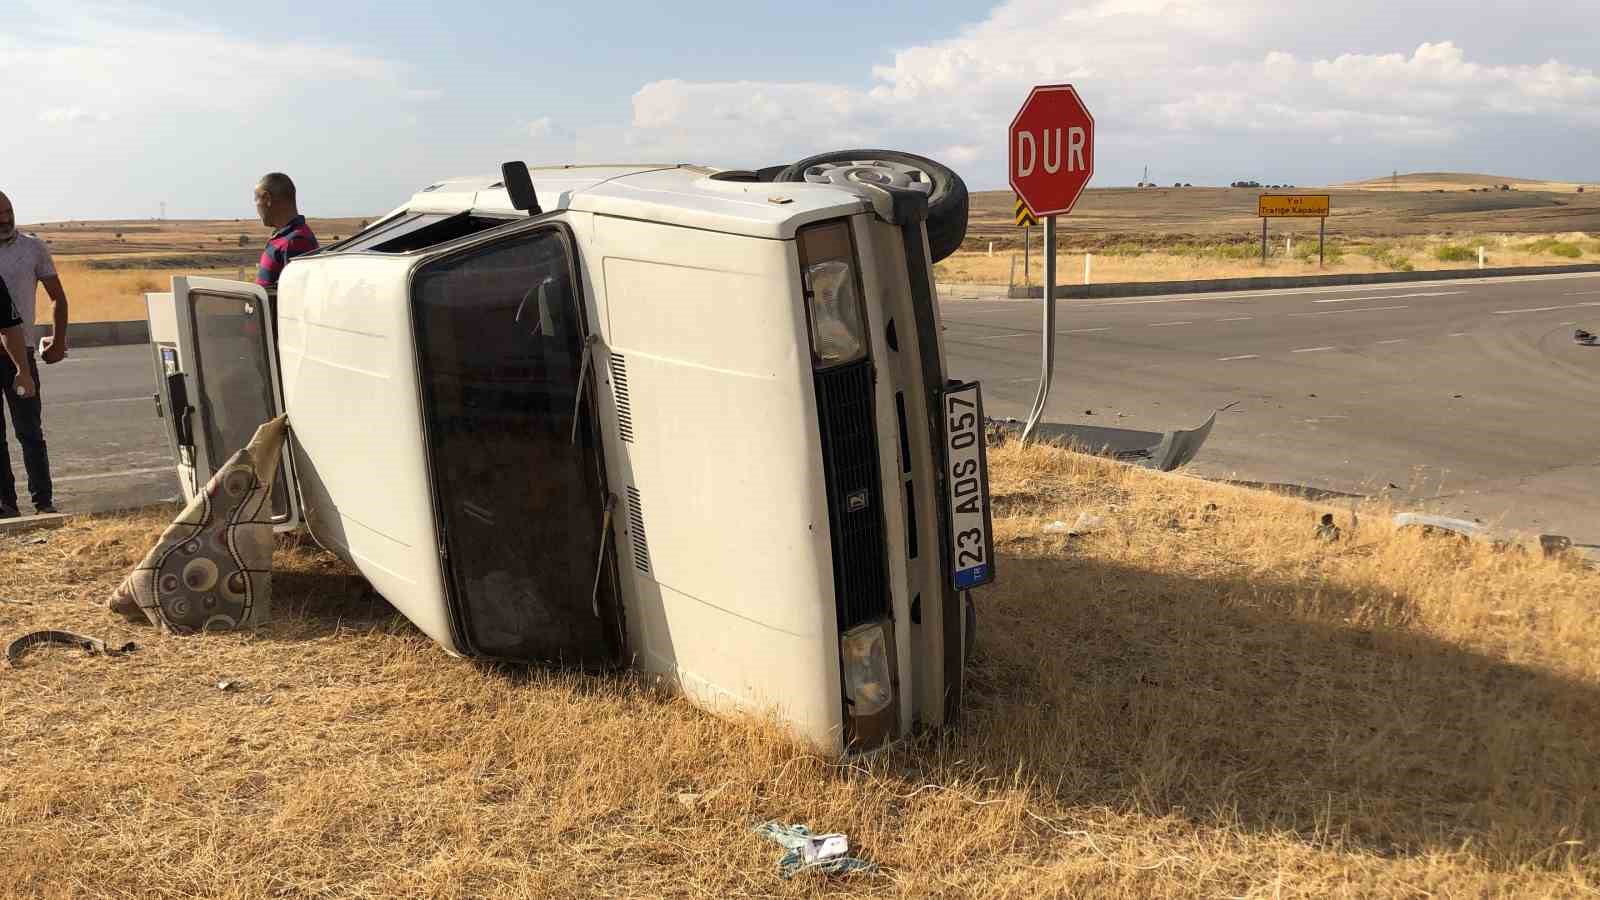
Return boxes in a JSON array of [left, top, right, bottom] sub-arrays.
[[2, 443, 1596, 898]]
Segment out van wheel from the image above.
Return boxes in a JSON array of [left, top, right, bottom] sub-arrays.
[[964, 594, 978, 663], [777, 150, 969, 263]]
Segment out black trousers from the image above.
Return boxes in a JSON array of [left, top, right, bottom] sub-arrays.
[[0, 349, 52, 510]]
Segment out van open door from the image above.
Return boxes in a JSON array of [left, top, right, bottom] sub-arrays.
[[146, 289, 199, 502], [158, 276, 301, 531], [408, 223, 623, 667]]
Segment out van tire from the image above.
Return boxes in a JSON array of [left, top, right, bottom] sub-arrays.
[[777, 150, 969, 263]]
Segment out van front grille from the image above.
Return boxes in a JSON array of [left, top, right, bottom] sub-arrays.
[[814, 360, 889, 631]]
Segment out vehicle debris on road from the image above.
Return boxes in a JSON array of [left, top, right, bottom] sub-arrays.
[[988, 406, 1221, 472], [1393, 513, 1582, 562], [6, 630, 139, 667]]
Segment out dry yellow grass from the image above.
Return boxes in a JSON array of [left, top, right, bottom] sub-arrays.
[[3, 444, 1597, 897], [46, 262, 246, 324], [23, 215, 370, 323], [938, 232, 1600, 286], [1336, 173, 1592, 193]]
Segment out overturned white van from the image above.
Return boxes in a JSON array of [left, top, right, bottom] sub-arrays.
[[144, 153, 994, 754]]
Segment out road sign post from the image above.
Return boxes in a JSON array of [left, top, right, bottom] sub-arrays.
[[1015, 195, 1039, 286], [1258, 193, 1331, 268], [1010, 84, 1095, 444]]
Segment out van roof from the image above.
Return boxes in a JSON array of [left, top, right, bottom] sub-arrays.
[[396, 164, 871, 240]]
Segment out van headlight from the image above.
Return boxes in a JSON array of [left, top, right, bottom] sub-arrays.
[[840, 622, 893, 717], [798, 221, 868, 368]]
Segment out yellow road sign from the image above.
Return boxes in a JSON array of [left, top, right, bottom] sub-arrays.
[[1014, 195, 1039, 227], [1258, 194, 1331, 218]]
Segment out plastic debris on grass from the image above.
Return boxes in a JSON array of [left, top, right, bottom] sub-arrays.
[[754, 822, 878, 879]]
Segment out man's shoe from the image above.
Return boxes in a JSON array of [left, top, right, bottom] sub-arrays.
[[34, 503, 58, 515], [0, 505, 19, 519]]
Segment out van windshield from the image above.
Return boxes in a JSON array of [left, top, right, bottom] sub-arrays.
[[410, 226, 620, 664]]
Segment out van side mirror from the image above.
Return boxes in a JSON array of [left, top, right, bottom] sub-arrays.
[[501, 161, 542, 215]]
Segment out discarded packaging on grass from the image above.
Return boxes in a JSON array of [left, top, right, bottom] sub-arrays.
[[1044, 511, 1108, 536], [755, 822, 876, 879]]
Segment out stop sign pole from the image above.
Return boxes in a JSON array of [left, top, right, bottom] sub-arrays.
[[1009, 85, 1095, 443]]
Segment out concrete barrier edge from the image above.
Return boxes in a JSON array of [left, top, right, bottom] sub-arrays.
[[39, 261, 1600, 345], [36, 320, 151, 349], [1003, 263, 1600, 300]]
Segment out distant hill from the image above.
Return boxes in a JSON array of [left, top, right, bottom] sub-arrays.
[[1336, 172, 1591, 193]]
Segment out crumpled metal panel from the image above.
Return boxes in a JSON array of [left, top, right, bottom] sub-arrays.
[[991, 409, 1219, 472]]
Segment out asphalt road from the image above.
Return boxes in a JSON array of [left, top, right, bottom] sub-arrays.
[[11, 271, 1599, 551], [5, 344, 182, 515], [941, 271, 1600, 547]]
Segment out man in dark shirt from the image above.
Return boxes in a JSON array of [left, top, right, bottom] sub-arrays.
[[253, 172, 319, 288], [0, 277, 38, 518]]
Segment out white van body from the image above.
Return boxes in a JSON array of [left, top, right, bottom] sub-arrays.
[[145, 162, 994, 755]]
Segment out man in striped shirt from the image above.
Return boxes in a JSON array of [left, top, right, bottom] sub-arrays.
[[253, 172, 318, 288]]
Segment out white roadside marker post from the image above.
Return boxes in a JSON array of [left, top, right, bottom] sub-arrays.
[[1024, 225, 1031, 284]]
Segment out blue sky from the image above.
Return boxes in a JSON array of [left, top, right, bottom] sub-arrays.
[[4, 0, 1598, 222]]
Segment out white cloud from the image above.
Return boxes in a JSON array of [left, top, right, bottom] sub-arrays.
[[5, 0, 435, 119], [612, 0, 1600, 186], [39, 107, 110, 124], [5, 0, 445, 220], [526, 116, 554, 138]]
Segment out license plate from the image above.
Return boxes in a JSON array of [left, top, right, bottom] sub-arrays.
[[942, 381, 995, 591]]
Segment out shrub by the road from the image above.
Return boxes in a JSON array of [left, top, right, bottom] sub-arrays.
[[1294, 238, 1345, 264], [1434, 244, 1476, 262], [1170, 240, 1259, 261], [1366, 242, 1415, 271], [1523, 238, 1583, 258]]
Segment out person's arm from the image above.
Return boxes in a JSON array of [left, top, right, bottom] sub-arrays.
[[39, 275, 68, 364], [35, 241, 67, 364], [0, 326, 34, 399], [0, 276, 32, 396]]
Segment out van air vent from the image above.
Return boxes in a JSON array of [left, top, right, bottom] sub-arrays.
[[626, 486, 650, 574], [610, 354, 634, 443]]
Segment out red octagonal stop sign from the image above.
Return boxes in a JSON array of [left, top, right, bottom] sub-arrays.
[[1009, 84, 1095, 217]]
